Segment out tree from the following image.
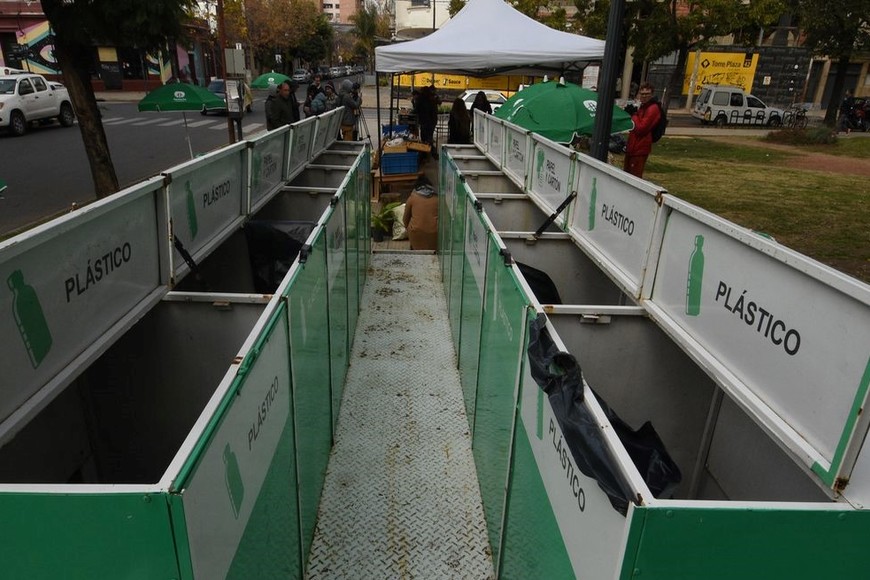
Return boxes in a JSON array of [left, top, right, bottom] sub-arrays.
[[222, 0, 249, 45], [573, 0, 784, 106], [245, 0, 320, 72], [40, 0, 196, 199], [297, 15, 333, 69], [350, 4, 390, 70], [448, 0, 466, 17], [796, 0, 870, 125]]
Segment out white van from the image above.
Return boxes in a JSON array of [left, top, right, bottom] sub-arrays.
[[692, 85, 783, 127]]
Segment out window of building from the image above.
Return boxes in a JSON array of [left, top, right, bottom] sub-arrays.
[[411, 0, 430, 6], [323, 3, 333, 8]]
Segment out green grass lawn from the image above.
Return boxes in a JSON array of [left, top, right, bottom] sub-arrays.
[[641, 136, 869, 283]]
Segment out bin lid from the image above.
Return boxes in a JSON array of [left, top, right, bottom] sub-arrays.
[[648, 197, 870, 492]]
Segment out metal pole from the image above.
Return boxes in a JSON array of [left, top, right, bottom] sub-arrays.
[[216, 0, 236, 144], [590, 0, 625, 161], [376, 71, 382, 150]]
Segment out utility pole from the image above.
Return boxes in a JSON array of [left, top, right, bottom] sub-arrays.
[[216, 0, 236, 144], [590, 0, 625, 161]]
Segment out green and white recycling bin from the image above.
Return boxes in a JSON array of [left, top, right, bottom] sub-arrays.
[[435, 114, 870, 578], [0, 108, 371, 579]]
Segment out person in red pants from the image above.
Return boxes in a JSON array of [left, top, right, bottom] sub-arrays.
[[623, 82, 661, 179]]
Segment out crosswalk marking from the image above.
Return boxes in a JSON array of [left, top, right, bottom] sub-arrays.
[[131, 117, 170, 126], [100, 117, 123, 123], [209, 121, 232, 130], [187, 119, 216, 128], [157, 119, 186, 127], [244, 123, 264, 133], [102, 117, 138, 125]]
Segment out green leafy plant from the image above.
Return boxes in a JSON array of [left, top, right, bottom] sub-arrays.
[[371, 201, 401, 231]]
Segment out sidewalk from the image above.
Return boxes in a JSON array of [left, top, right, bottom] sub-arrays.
[[97, 84, 861, 140]]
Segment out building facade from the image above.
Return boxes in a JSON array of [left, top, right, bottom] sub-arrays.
[[0, 0, 216, 91]]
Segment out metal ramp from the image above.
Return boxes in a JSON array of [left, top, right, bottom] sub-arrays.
[[306, 254, 494, 579]]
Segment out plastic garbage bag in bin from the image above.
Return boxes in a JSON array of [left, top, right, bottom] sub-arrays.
[[244, 220, 316, 293], [516, 262, 562, 305], [527, 314, 681, 515]]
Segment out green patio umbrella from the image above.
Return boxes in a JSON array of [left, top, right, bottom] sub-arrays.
[[138, 82, 225, 158], [251, 72, 291, 90], [494, 79, 634, 143]]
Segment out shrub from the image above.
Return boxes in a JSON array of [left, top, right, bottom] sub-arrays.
[[764, 127, 838, 146]]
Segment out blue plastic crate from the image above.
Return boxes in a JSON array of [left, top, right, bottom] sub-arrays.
[[382, 124, 409, 136], [381, 151, 419, 175]]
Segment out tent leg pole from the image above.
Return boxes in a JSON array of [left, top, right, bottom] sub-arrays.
[[376, 71, 382, 151], [183, 111, 194, 159], [389, 73, 396, 140]]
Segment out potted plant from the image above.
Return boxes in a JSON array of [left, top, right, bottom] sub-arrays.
[[371, 201, 401, 242]]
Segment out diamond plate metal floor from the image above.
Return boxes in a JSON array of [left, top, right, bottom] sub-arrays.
[[306, 254, 494, 579]]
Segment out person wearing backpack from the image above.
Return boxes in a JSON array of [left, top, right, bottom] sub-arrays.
[[623, 82, 662, 179]]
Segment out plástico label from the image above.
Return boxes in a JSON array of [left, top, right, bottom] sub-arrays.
[[170, 157, 243, 262], [0, 188, 161, 427]]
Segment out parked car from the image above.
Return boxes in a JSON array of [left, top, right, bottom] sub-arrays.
[[202, 78, 253, 115], [459, 89, 507, 113], [329, 66, 344, 79], [0, 73, 75, 136], [291, 69, 311, 83], [692, 85, 783, 127]]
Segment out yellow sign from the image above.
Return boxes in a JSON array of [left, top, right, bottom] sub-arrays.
[[433, 74, 467, 89], [683, 52, 759, 95], [395, 73, 528, 94], [97, 46, 118, 63]]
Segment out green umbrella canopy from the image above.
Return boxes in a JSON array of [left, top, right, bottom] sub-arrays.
[[494, 79, 634, 143], [251, 72, 291, 89], [137, 82, 224, 112]]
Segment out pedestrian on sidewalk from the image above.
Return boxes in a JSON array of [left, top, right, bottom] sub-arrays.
[[324, 82, 340, 111], [265, 81, 300, 130], [339, 79, 361, 140], [623, 82, 661, 179], [838, 90, 855, 134]]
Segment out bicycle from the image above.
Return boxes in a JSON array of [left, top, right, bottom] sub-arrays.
[[783, 106, 808, 129]]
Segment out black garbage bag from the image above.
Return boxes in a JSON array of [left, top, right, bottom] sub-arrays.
[[516, 262, 562, 305], [593, 395, 682, 501], [527, 314, 682, 515], [244, 220, 316, 293]]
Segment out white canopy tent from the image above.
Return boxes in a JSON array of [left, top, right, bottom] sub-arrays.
[[375, 0, 606, 75]]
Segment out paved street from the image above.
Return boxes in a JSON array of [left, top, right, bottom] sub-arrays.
[[0, 98, 271, 236]]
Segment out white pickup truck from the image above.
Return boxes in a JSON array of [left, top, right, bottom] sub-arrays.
[[0, 73, 76, 136]]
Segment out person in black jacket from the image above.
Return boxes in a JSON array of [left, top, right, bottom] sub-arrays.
[[415, 85, 440, 157], [265, 81, 300, 130], [447, 97, 471, 144], [470, 91, 492, 117]]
